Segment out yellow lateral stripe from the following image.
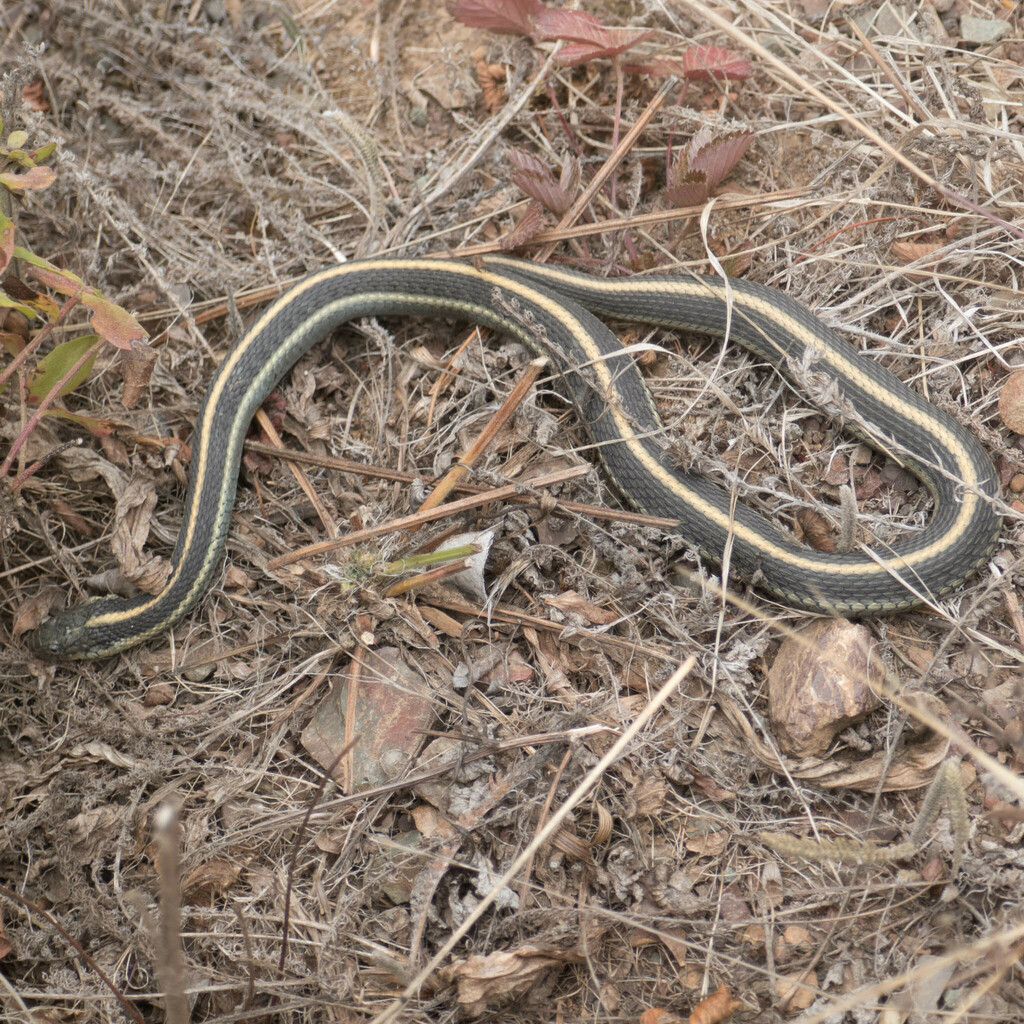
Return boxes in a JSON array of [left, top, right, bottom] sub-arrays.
[[478, 263, 984, 576]]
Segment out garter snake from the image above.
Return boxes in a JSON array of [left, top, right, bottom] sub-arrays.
[[29, 256, 1000, 659]]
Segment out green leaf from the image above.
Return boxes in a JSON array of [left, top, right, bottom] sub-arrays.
[[14, 245, 147, 346], [41, 405, 116, 436], [276, 6, 301, 41], [26, 291, 60, 322], [0, 210, 14, 274], [13, 245, 84, 290], [0, 289, 38, 319], [6, 130, 28, 149], [29, 333, 100, 402], [30, 141, 57, 162]]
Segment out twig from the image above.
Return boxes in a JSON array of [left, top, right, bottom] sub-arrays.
[[0, 883, 145, 1024], [370, 655, 697, 1024], [265, 464, 590, 569]]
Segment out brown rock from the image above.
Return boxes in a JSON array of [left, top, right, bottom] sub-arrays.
[[998, 369, 1024, 433], [767, 620, 884, 757]]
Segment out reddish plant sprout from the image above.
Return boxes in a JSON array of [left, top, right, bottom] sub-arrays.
[[531, 9, 656, 64], [623, 45, 751, 81], [450, 0, 749, 80], [507, 148, 579, 215], [665, 126, 753, 207], [500, 201, 546, 250], [449, 0, 654, 64], [446, 0, 544, 36]]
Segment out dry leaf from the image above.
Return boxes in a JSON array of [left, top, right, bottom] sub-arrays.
[[110, 474, 170, 593], [182, 860, 243, 905], [475, 57, 506, 112], [641, 1009, 683, 1024], [689, 984, 742, 1024], [301, 647, 434, 792], [758, 860, 784, 913], [429, 527, 494, 603], [544, 589, 618, 625], [68, 741, 140, 769], [684, 830, 728, 857], [440, 944, 581, 1015], [119, 341, 157, 409], [67, 806, 122, 864], [50, 499, 95, 535], [411, 803, 457, 840], [631, 776, 668, 816], [598, 980, 621, 1013], [692, 772, 736, 803], [776, 971, 818, 1010], [795, 508, 836, 552], [892, 239, 943, 264], [657, 927, 689, 967], [891, 238, 944, 282], [12, 588, 61, 638]]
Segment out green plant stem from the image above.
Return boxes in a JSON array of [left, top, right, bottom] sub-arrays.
[[2, 318, 99, 485]]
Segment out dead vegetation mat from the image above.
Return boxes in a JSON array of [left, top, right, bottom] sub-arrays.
[[1, 0, 1023, 1021]]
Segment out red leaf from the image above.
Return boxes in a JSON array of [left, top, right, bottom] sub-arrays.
[[507, 148, 550, 177], [532, 7, 604, 40], [534, 10, 655, 62], [507, 148, 573, 214], [664, 171, 708, 208], [676, 44, 751, 80], [447, 0, 544, 36], [501, 201, 546, 250], [623, 45, 751, 81], [666, 127, 753, 207], [18, 247, 148, 349], [688, 129, 753, 189]]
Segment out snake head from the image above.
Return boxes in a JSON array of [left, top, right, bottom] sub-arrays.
[[27, 599, 112, 661]]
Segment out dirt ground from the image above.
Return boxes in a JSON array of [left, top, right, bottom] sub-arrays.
[[2, 0, 1023, 1021]]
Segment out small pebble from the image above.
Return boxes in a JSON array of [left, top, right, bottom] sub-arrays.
[[961, 16, 1011, 45]]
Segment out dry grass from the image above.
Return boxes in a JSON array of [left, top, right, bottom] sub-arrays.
[[2, 0, 1023, 1021]]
